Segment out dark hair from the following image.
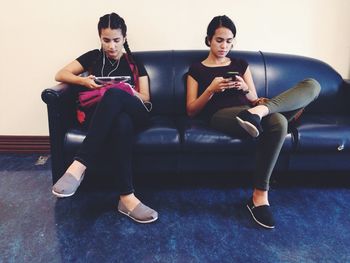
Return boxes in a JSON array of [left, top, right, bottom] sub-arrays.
[[98, 12, 127, 37], [205, 15, 236, 47]]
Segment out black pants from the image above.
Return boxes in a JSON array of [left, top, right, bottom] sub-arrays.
[[75, 89, 149, 195], [210, 78, 321, 191]]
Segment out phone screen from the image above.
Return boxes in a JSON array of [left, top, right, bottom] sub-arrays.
[[223, 71, 249, 94], [224, 71, 239, 79]]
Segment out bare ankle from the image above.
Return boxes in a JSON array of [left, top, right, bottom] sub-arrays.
[[253, 189, 269, 206], [120, 194, 140, 210], [248, 105, 269, 119]]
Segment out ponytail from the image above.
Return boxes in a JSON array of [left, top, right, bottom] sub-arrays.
[[124, 40, 140, 92], [123, 40, 135, 64]]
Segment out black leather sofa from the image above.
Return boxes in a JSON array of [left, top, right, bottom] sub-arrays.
[[42, 50, 350, 185]]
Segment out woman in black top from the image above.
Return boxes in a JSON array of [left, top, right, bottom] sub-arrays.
[[52, 13, 158, 224], [187, 15, 320, 229]]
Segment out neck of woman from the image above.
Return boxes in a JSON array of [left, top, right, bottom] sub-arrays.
[[203, 53, 230, 67]]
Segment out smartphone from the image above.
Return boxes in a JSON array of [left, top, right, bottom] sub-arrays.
[[223, 71, 249, 94], [223, 71, 239, 80]]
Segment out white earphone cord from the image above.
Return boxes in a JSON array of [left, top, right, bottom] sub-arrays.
[[101, 50, 152, 112], [136, 96, 152, 112]]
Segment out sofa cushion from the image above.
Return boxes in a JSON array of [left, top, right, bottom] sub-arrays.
[[295, 114, 350, 152], [179, 117, 294, 153], [64, 128, 86, 154], [64, 116, 180, 155], [134, 116, 180, 152]]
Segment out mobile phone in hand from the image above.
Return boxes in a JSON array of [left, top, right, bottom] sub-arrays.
[[223, 71, 249, 94], [223, 71, 239, 80]]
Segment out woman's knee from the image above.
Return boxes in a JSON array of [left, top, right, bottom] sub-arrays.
[[303, 78, 321, 100], [99, 88, 124, 107], [100, 88, 132, 111], [262, 113, 288, 136], [112, 113, 133, 136]]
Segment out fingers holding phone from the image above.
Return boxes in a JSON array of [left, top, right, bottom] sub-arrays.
[[209, 77, 230, 93], [234, 75, 249, 94], [82, 75, 103, 89], [223, 72, 249, 94]]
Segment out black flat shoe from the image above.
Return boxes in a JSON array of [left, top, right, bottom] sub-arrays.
[[247, 198, 275, 229], [236, 110, 263, 137]]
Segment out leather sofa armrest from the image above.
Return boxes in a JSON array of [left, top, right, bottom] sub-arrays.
[[41, 82, 80, 129], [41, 82, 70, 104], [41, 83, 84, 183]]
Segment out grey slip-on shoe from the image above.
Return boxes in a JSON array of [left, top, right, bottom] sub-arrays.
[[118, 200, 158, 224], [52, 172, 85, 198]]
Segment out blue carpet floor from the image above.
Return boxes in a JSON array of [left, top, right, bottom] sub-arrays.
[[0, 154, 349, 263]]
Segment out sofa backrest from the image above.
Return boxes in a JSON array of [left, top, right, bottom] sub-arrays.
[[134, 51, 175, 115], [134, 50, 345, 116], [262, 52, 345, 114]]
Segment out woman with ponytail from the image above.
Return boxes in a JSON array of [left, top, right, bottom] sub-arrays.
[[52, 13, 158, 223]]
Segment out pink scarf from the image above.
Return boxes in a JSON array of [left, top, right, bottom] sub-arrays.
[[77, 82, 134, 123], [78, 82, 134, 108]]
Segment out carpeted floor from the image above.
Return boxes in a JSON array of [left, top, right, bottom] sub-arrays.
[[0, 154, 349, 263]]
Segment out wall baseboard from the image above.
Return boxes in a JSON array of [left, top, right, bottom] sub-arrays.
[[0, 136, 50, 153]]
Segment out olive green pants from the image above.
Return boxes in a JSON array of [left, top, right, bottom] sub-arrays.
[[210, 78, 321, 190]]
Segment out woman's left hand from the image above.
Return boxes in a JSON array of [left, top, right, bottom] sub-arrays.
[[230, 75, 249, 94]]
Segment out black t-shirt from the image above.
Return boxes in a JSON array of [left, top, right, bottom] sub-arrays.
[[76, 49, 148, 87], [188, 58, 250, 118]]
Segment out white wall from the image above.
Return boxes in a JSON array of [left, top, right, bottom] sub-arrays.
[[0, 0, 349, 135]]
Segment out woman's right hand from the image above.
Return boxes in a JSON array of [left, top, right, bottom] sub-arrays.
[[207, 77, 234, 93], [80, 75, 103, 89]]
